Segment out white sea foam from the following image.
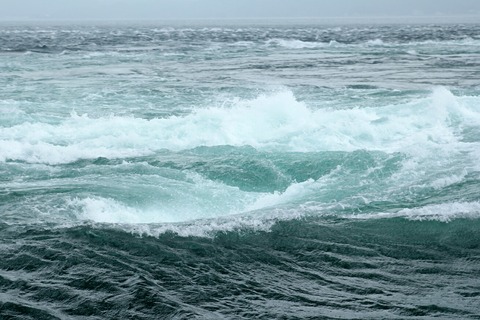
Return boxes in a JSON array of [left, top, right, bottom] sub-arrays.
[[267, 39, 328, 49], [73, 199, 480, 238], [70, 197, 306, 238], [1, 88, 478, 165], [70, 180, 309, 226], [114, 212, 281, 238], [61, 165, 329, 228], [350, 202, 480, 222], [430, 170, 468, 190], [247, 179, 317, 211], [366, 39, 385, 46], [70, 197, 144, 224], [66, 170, 271, 225]]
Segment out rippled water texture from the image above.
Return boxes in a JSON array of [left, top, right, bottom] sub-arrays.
[[1, 21, 480, 319]]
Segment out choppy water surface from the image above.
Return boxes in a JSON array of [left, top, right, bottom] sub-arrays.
[[1, 21, 480, 319]]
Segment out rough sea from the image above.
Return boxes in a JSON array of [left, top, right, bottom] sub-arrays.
[[1, 20, 480, 319]]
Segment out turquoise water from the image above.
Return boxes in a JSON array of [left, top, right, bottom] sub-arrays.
[[1, 22, 480, 319]]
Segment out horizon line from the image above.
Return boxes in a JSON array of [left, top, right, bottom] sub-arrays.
[[1, 14, 480, 22]]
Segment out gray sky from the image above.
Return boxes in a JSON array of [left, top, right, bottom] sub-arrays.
[[1, 0, 479, 21]]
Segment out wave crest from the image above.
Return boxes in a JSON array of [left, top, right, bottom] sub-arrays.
[[1, 88, 478, 164]]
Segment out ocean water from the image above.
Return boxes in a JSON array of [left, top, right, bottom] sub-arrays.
[[1, 20, 480, 319]]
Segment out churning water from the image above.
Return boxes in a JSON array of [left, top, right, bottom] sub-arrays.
[[1, 21, 480, 319]]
